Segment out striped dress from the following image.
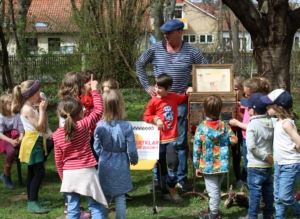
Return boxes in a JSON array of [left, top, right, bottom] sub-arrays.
[[136, 40, 208, 94]]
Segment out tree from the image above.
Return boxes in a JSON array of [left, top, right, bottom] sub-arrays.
[[70, 0, 153, 85], [222, 0, 300, 91]]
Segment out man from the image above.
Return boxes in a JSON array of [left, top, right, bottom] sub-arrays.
[[136, 19, 208, 192]]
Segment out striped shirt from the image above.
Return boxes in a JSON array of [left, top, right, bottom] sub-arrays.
[[53, 90, 103, 180], [136, 40, 208, 94]]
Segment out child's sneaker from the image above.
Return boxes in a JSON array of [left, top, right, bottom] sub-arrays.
[[166, 183, 183, 203], [199, 209, 221, 219]]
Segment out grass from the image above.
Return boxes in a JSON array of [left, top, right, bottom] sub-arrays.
[[0, 88, 300, 218]]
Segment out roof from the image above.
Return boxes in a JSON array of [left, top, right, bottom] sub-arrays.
[[26, 0, 81, 33]]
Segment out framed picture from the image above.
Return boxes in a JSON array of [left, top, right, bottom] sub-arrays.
[[192, 64, 234, 93]]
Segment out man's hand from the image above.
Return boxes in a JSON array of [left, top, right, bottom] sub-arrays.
[[147, 86, 156, 96]]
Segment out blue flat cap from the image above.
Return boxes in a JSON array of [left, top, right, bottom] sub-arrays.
[[160, 19, 184, 32]]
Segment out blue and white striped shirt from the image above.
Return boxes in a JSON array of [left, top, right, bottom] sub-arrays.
[[136, 40, 208, 94]]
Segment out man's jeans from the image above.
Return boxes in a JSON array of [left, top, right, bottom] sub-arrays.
[[100, 194, 126, 219], [153, 102, 189, 183], [176, 102, 188, 182], [247, 168, 274, 219], [274, 162, 300, 219], [65, 192, 102, 219]]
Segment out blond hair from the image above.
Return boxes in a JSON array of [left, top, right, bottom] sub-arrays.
[[58, 72, 84, 99], [11, 80, 36, 115], [101, 78, 119, 93], [243, 77, 271, 95], [0, 93, 12, 116], [57, 97, 83, 141], [203, 95, 223, 120], [102, 89, 125, 122]]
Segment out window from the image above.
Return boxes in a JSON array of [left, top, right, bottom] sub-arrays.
[[199, 34, 214, 44], [48, 38, 60, 53], [223, 37, 231, 51], [182, 34, 196, 44], [26, 38, 38, 54], [174, 6, 183, 18], [239, 37, 246, 50]]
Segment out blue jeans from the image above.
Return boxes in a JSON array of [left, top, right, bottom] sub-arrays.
[[274, 162, 300, 219], [177, 102, 188, 182], [157, 142, 178, 191], [100, 194, 126, 219], [247, 168, 274, 219], [153, 103, 189, 183], [65, 192, 102, 219]]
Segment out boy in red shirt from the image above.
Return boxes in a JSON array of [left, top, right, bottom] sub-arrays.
[[143, 73, 192, 202]]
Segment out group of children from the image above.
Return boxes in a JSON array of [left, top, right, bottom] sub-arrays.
[[192, 76, 300, 219], [0, 71, 138, 219], [1, 71, 300, 219]]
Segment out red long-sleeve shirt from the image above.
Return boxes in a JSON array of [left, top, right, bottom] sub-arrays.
[[143, 92, 187, 144], [53, 90, 103, 180]]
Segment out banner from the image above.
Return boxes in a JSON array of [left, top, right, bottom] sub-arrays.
[[129, 121, 159, 160]]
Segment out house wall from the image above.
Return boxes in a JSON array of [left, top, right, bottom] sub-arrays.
[[182, 2, 218, 52], [6, 34, 78, 55]]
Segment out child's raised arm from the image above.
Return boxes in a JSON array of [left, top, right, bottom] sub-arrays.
[[23, 100, 47, 131]]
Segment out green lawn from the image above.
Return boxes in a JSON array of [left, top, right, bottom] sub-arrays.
[[0, 88, 300, 218]]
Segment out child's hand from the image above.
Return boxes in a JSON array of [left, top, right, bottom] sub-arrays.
[[195, 169, 203, 178], [39, 100, 48, 112], [47, 133, 53, 140], [266, 153, 273, 164], [229, 119, 239, 127], [90, 74, 98, 91], [10, 139, 20, 147], [156, 119, 164, 131]]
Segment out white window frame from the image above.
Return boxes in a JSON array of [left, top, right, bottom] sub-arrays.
[[199, 34, 214, 44], [174, 6, 183, 18], [182, 34, 196, 44]]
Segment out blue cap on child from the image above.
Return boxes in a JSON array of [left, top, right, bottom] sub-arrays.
[[241, 93, 268, 114], [260, 89, 293, 109]]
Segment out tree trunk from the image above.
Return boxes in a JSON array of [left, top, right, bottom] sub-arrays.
[[231, 14, 239, 75], [0, 25, 13, 91], [222, 0, 300, 92], [254, 46, 292, 91], [152, 0, 164, 41]]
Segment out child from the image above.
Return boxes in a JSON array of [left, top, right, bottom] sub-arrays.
[[94, 89, 138, 218], [11, 80, 50, 213], [100, 78, 119, 93], [260, 89, 300, 218], [229, 77, 271, 188], [0, 93, 24, 189], [238, 93, 274, 219], [193, 95, 237, 219], [232, 76, 246, 190], [58, 71, 93, 218], [143, 73, 192, 203], [53, 75, 107, 219]]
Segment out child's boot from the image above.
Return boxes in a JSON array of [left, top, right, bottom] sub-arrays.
[[1, 161, 14, 189], [27, 201, 50, 214]]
